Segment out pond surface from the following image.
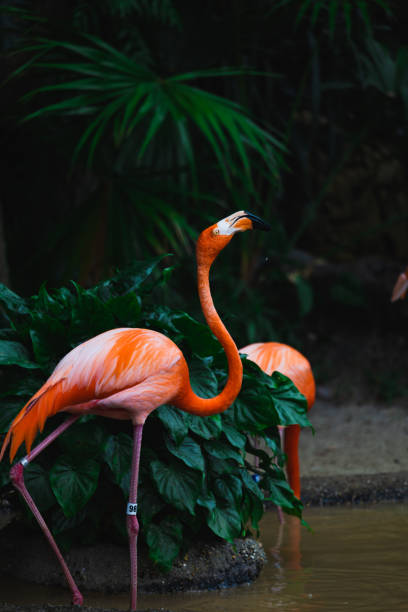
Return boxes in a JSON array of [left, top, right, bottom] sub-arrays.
[[2, 503, 408, 611]]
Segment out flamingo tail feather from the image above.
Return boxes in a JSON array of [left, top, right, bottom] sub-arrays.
[[0, 379, 66, 463]]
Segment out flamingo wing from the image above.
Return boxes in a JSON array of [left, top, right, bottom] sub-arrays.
[[1, 328, 184, 461]]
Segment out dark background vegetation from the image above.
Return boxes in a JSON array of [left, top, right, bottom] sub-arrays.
[[1, 0, 408, 569], [1, 1, 408, 349]]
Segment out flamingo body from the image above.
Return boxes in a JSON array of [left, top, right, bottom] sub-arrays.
[[240, 342, 315, 499], [0, 209, 270, 610], [1, 328, 188, 462]]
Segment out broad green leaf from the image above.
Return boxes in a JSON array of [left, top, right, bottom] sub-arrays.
[[106, 292, 142, 325], [222, 422, 246, 448], [50, 456, 100, 517], [207, 456, 236, 475], [0, 400, 22, 434], [0, 283, 30, 315], [240, 493, 252, 526], [0, 372, 42, 400], [29, 314, 67, 367], [188, 355, 219, 398], [249, 493, 264, 532], [263, 474, 303, 516], [197, 490, 217, 512], [165, 435, 205, 472], [241, 469, 264, 500], [97, 255, 170, 297], [145, 517, 183, 570], [58, 421, 108, 460], [157, 405, 188, 445], [33, 284, 72, 319], [24, 463, 55, 512], [138, 484, 166, 525], [171, 312, 221, 357], [151, 459, 200, 515], [207, 505, 242, 541], [71, 291, 116, 339], [103, 433, 132, 495], [204, 439, 244, 464], [264, 434, 281, 456], [265, 372, 311, 428], [212, 474, 243, 505], [0, 340, 39, 369], [51, 506, 87, 535], [188, 413, 222, 440], [232, 388, 275, 432]]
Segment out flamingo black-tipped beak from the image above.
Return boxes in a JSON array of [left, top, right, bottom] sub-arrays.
[[243, 211, 271, 231]]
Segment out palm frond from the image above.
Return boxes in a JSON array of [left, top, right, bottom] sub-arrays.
[[14, 35, 284, 190]]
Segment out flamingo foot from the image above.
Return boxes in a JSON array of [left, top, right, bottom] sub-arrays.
[[10, 462, 24, 489], [72, 591, 84, 606], [10, 458, 84, 608]]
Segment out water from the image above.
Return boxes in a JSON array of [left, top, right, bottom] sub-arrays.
[[1, 504, 408, 611]]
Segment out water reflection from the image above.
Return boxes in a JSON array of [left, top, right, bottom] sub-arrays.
[[1, 504, 408, 611], [270, 514, 302, 570]]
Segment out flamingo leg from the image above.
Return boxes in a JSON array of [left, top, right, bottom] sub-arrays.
[[284, 424, 301, 499], [9, 415, 83, 606], [127, 423, 143, 612], [276, 426, 285, 524]]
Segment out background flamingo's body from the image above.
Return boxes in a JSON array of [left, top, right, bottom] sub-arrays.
[[0, 210, 269, 611], [391, 266, 408, 302], [240, 342, 315, 499]]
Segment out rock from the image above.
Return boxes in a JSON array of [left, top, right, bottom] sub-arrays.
[[0, 523, 266, 594]]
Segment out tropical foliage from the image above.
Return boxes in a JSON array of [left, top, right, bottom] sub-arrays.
[[1, 0, 404, 572], [2, 0, 402, 345], [0, 259, 310, 568]]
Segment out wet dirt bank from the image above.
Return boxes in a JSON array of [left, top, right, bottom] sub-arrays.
[[0, 531, 265, 595]]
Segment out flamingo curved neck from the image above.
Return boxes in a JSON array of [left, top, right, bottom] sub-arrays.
[[175, 261, 243, 416]]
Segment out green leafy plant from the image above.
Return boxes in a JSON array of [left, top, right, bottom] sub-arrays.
[[0, 259, 310, 569]]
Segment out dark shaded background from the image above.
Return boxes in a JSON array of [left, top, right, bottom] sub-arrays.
[[1, 1, 407, 363]]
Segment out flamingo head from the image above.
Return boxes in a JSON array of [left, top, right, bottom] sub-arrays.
[[197, 210, 270, 265], [391, 266, 408, 302]]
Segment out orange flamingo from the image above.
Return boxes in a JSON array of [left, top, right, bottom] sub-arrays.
[[391, 265, 408, 302], [240, 342, 315, 503], [0, 210, 270, 611]]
